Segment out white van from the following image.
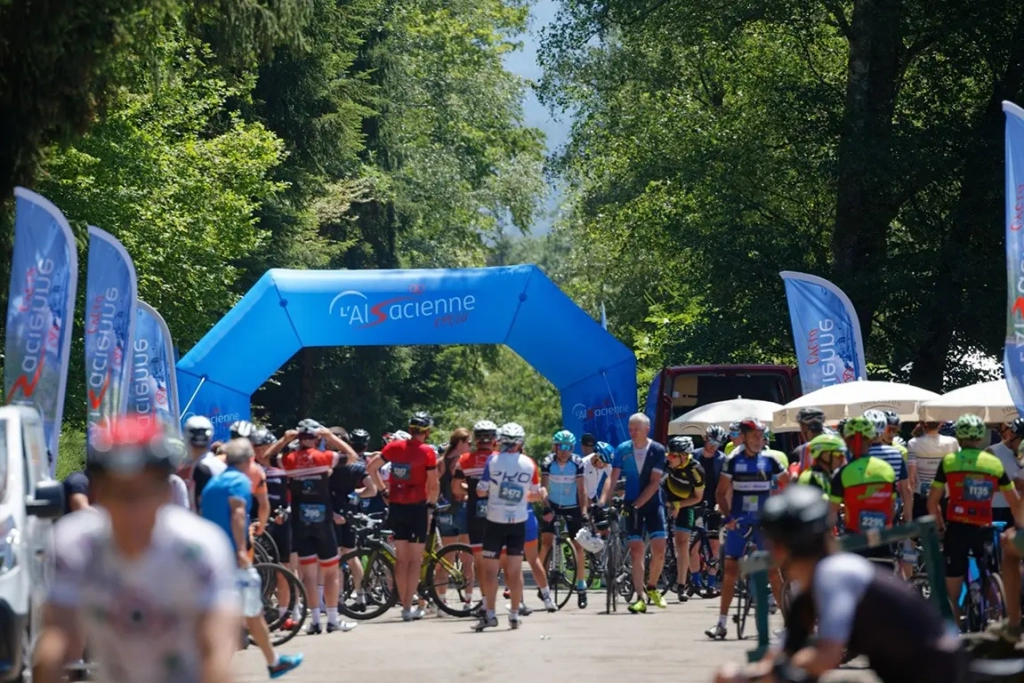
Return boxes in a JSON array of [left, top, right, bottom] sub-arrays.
[[0, 406, 64, 682]]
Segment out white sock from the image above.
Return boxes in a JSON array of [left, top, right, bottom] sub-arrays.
[[486, 609, 495, 619], [270, 654, 280, 667], [541, 587, 551, 598], [311, 607, 321, 626], [326, 607, 338, 625], [292, 605, 301, 620], [718, 614, 727, 628]]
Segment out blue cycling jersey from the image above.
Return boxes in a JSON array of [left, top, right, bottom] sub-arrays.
[[723, 451, 784, 521], [612, 439, 666, 505], [541, 454, 584, 507]]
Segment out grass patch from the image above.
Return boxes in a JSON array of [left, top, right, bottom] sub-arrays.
[[55, 429, 86, 480]]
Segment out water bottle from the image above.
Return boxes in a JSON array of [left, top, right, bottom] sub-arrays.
[[240, 566, 263, 617], [348, 491, 360, 507]]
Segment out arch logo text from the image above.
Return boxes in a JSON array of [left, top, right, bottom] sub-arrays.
[[328, 284, 476, 329]]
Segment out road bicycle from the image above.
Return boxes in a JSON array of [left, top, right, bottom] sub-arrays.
[[541, 512, 582, 610], [732, 524, 761, 640]]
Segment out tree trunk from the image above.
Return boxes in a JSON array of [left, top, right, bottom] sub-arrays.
[[830, 0, 903, 341]]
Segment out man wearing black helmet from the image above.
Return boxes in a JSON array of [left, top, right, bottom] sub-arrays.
[[328, 427, 378, 613], [35, 416, 242, 683], [714, 485, 967, 683], [791, 407, 826, 472]]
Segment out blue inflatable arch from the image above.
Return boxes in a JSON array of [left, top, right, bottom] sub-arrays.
[[176, 265, 638, 443]]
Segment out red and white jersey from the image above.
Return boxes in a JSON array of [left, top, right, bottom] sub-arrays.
[[480, 453, 540, 524]]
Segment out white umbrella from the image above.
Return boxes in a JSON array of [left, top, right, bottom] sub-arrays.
[[919, 380, 1016, 423], [668, 397, 796, 436], [773, 380, 940, 430]]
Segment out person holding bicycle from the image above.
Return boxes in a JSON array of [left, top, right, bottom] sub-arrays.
[[690, 425, 727, 598], [540, 429, 590, 609], [663, 436, 706, 603], [707, 418, 786, 639], [928, 413, 1020, 626], [714, 485, 967, 683]]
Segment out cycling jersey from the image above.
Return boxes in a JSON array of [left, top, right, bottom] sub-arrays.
[[612, 439, 667, 505], [867, 443, 908, 482], [722, 450, 784, 521], [698, 450, 725, 507], [724, 441, 738, 456], [380, 439, 437, 505], [931, 448, 1013, 526], [190, 452, 226, 511], [48, 506, 237, 683], [541, 453, 584, 507], [908, 433, 959, 495], [829, 456, 896, 533], [766, 449, 790, 490], [797, 466, 832, 497], [200, 468, 252, 553], [480, 452, 540, 524], [246, 463, 267, 520], [264, 465, 289, 512], [662, 454, 706, 506], [581, 454, 608, 501], [791, 441, 812, 471], [455, 449, 496, 519], [329, 459, 369, 514], [277, 448, 338, 525]]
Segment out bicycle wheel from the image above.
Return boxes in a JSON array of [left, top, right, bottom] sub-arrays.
[[983, 573, 1009, 628], [424, 542, 481, 617], [546, 537, 579, 610], [255, 532, 280, 565], [338, 548, 397, 620], [605, 523, 619, 613], [249, 563, 307, 647], [734, 579, 749, 639]]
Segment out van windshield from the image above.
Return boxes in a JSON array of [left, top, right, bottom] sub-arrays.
[[0, 420, 7, 501]]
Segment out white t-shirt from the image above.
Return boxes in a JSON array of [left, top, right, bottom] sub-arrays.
[[168, 474, 189, 508], [48, 505, 239, 683], [633, 439, 651, 475], [988, 442, 1022, 509], [907, 433, 959, 494], [582, 454, 609, 500], [480, 452, 540, 524]]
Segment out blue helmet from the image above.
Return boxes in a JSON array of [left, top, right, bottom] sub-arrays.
[[594, 441, 614, 464], [553, 430, 576, 449]]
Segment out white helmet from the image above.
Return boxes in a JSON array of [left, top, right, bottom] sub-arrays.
[[499, 422, 525, 449], [574, 528, 605, 553], [473, 420, 498, 440], [393, 430, 412, 441], [863, 409, 888, 436], [184, 415, 214, 447]]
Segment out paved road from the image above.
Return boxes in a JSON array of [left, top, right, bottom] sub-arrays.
[[233, 591, 880, 682]]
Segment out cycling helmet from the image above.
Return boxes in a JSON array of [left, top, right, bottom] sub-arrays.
[[836, 419, 848, 436], [409, 411, 434, 430], [574, 527, 605, 553], [251, 428, 275, 447], [939, 421, 957, 438], [842, 416, 876, 440], [759, 484, 831, 555], [87, 415, 185, 476], [862, 410, 888, 437], [552, 429, 576, 449], [882, 410, 900, 428], [393, 430, 412, 441], [296, 419, 321, 437], [498, 422, 526, 448], [1007, 418, 1024, 439], [729, 420, 742, 435], [954, 413, 987, 441], [705, 425, 727, 445], [229, 420, 256, 440], [795, 407, 826, 425], [473, 420, 498, 441], [807, 434, 846, 461], [739, 418, 766, 434], [668, 436, 695, 454], [349, 428, 371, 449], [183, 415, 214, 448], [594, 441, 615, 464], [580, 433, 597, 447]]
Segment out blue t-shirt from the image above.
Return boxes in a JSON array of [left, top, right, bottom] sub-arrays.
[[541, 453, 584, 507], [866, 444, 908, 482], [200, 468, 252, 553], [723, 451, 785, 522], [612, 439, 667, 505]]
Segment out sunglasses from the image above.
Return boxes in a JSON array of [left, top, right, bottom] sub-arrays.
[[555, 443, 573, 451], [729, 431, 740, 438]]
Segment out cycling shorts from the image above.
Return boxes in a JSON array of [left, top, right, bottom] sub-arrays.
[[482, 521, 526, 559], [267, 519, 292, 559], [540, 503, 583, 537], [525, 510, 538, 545], [468, 516, 487, 548], [672, 506, 695, 533], [624, 501, 666, 542], [724, 519, 764, 559], [389, 502, 429, 544], [943, 522, 991, 579], [436, 504, 468, 538], [293, 521, 339, 566]]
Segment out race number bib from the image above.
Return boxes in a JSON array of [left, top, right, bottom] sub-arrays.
[[962, 477, 994, 502], [300, 504, 327, 524], [858, 510, 887, 530], [476, 501, 488, 517], [742, 495, 759, 513], [391, 463, 411, 480], [499, 481, 524, 503]]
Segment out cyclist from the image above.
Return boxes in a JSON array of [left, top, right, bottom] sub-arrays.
[[725, 420, 742, 456], [266, 419, 348, 634], [791, 407, 827, 471], [987, 418, 1024, 526], [690, 425, 726, 597], [830, 416, 897, 563], [713, 485, 967, 683], [367, 411, 440, 622], [474, 422, 545, 631], [454, 419, 500, 601], [540, 429, 590, 608], [200, 439, 305, 677], [662, 436, 706, 603], [182, 414, 226, 511], [35, 416, 239, 683], [580, 432, 598, 457], [880, 410, 907, 458], [602, 413, 669, 613], [864, 409, 913, 525], [707, 417, 786, 639], [583, 441, 614, 503], [328, 430, 378, 615], [908, 420, 960, 519], [796, 433, 846, 497], [928, 413, 1019, 625]]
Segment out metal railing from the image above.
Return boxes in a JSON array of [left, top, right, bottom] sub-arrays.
[[738, 515, 951, 661]]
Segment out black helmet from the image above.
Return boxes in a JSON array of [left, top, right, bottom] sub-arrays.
[[229, 420, 256, 440], [795, 407, 826, 425], [580, 433, 597, 447], [409, 411, 434, 430], [939, 421, 957, 438], [759, 485, 831, 556], [296, 419, 321, 436], [882, 410, 900, 428], [87, 415, 185, 476], [350, 428, 371, 448], [668, 436, 695, 454]]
